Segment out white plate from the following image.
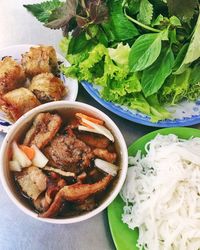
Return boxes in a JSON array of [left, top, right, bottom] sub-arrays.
[[0, 44, 78, 133]]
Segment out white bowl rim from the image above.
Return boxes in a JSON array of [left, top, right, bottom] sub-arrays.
[[0, 101, 128, 224]]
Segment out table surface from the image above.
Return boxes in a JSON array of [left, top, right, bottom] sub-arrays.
[[0, 1, 199, 250]]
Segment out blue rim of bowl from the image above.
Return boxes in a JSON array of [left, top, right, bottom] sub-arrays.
[[81, 81, 200, 128]]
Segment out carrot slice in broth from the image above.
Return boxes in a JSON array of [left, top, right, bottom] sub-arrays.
[[75, 113, 104, 126], [19, 145, 35, 160]]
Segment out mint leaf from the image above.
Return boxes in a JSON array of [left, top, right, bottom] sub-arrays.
[[168, 29, 178, 45], [180, 14, 200, 64], [151, 14, 164, 26], [125, 0, 140, 15], [141, 47, 174, 97], [167, 0, 198, 22], [169, 16, 181, 26], [173, 43, 189, 71], [102, 0, 139, 42], [175, 12, 200, 74], [137, 0, 153, 25], [24, 0, 62, 23], [68, 32, 93, 54], [96, 27, 109, 46], [129, 33, 162, 72], [45, 0, 78, 29]]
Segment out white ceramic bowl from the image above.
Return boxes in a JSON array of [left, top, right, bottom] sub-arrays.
[[0, 101, 128, 224]]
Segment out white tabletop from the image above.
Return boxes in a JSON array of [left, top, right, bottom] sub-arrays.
[[0, 1, 199, 250]]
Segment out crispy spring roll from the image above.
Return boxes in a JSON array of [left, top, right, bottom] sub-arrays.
[[21, 45, 58, 78], [29, 73, 67, 103], [0, 57, 26, 95], [0, 87, 40, 121]]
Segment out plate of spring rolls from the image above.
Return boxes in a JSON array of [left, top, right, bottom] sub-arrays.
[[0, 44, 78, 133]]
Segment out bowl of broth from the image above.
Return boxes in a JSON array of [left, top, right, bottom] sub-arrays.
[[0, 101, 128, 223]]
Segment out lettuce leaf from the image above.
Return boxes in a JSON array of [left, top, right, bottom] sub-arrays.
[[160, 64, 200, 104], [108, 43, 130, 66], [187, 64, 200, 101], [59, 37, 69, 56], [124, 94, 151, 115], [189, 63, 200, 85], [61, 64, 80, 79], [186, 82, 200, 101], [101, 89, 151, 116], [124, 73, 142, 93], [147, 94, 171, 122], [159, 68, 191, 104], [78, 44, 129, 86]]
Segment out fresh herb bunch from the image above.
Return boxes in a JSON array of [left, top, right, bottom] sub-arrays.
[[24, 0, 200, 122]]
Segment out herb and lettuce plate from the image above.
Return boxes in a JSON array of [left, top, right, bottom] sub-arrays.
[[24, 0, 200, 127]]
